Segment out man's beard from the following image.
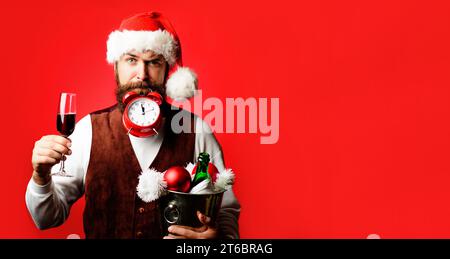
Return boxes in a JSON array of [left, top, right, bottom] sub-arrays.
[[115, 73, 166, 112]]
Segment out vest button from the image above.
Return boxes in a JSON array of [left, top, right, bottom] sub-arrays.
[[136, 231, 143, 238], [138, 207, 145, 213]]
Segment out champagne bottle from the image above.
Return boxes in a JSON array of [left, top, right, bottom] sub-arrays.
[[191, 152, 211, 188]]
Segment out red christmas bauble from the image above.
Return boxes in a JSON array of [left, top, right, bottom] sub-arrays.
[[192, 162, 219, 183], [164, 166, 191, 193]]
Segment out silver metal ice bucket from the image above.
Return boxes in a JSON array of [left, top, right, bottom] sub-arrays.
[[159, 189, 225, 235]]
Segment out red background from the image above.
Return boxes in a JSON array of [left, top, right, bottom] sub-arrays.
[[2, 0, 450, 238]]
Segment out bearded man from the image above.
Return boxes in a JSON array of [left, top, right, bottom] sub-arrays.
[[26, 12, 240, 239]]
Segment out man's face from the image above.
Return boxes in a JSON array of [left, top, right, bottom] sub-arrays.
[[115, 50, 168, 111]]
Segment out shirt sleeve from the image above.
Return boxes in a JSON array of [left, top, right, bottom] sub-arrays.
[[25, 114, 91, 230], [194, 116, 241, 239]]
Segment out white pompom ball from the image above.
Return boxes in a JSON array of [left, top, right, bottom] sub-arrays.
[[166, 67, 198, 100], [136, 168, 167, 202], [214, 168, 235, 192]]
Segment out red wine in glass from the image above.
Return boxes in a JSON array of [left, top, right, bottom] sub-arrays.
[[52, 93, 76, 177], [57, 113, 76, 136]]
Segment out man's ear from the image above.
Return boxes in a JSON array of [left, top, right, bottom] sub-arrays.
[[114, 61, 122, 86], [163, 62, 170, 84]]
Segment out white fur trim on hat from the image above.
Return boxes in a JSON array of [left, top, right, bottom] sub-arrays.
[[166, 67, 198, 100], [106, 29, 178, 65], [214, 168, 235, 192]]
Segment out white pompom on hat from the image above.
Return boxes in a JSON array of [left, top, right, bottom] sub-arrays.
[[136, 168, 167, 203], [106, 12, 197, 100]]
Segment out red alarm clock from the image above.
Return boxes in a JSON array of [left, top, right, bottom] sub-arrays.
[[122, 91, 163, 137]]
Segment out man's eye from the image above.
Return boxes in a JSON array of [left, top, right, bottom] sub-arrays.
[[127, 58, 137, 64], [150, 60, 163, 66]]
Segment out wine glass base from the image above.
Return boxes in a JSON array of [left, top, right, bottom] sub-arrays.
[[50, 172, 73, 177]]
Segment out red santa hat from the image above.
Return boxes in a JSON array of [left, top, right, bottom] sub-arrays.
[[106, 12, 197, 100]]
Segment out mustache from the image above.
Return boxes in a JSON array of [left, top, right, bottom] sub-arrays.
[[119, 81, 165, 95], [120, 81, 151, 92], [115, 80, 166, 112]]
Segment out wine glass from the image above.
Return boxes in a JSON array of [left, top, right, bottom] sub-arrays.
[[51, 93, 76, 177]]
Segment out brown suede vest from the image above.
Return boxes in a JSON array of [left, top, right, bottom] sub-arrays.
[[83, 103, 195, 239]]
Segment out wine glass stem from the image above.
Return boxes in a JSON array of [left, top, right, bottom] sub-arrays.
[[60, 155, 65, 172]]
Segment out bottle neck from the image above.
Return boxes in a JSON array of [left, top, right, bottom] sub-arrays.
[[193, 155, 210, 185], [197, 153, 210, 173], [198, 161, 209, 173]]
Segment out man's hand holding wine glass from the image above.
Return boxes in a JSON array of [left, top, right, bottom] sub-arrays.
[[31, 135, 72, 185], [31, 92, 76, 185]]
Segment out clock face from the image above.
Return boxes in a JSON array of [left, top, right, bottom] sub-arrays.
[[127, 98, 160, 127]]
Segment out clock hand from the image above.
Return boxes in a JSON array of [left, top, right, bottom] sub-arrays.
[[144, 107, 155, 113], [141, 104, 145, 115]]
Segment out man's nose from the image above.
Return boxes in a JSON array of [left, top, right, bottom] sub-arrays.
[[136, 62, 149, 81]]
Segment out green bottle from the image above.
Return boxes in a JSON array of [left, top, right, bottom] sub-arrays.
[[191, 152, 211, 188]]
